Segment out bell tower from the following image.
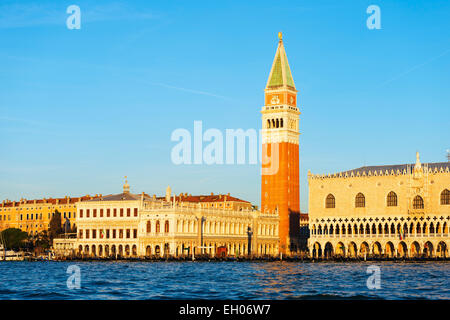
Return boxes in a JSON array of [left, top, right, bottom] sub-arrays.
[[261, 32, 301, 255]]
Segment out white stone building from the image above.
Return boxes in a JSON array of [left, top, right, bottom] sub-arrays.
[[54, 179, 279, 258]]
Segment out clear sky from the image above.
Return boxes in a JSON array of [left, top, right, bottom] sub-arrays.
[[1, 0, 449, 212]]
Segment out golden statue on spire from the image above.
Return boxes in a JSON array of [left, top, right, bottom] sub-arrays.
[[123, 176, 130, 194], [278, 31, 282, 41]]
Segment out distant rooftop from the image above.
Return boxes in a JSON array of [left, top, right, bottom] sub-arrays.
[[86, 192, 151, 202], [1, 194, 102, 207], [171, 194, 250, 203]]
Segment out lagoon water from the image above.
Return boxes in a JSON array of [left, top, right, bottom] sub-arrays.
[[0, 261, 448, 300]]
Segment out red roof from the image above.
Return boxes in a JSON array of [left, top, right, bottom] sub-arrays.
[[1, 195, 102, 207], [168, 194, 250, 204]]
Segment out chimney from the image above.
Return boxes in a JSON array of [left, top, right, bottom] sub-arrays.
[[211, 192, 214, 196]]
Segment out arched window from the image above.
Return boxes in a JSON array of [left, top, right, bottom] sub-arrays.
[[413, 195, 424, 209], [430, 222, 435, 234], [325, 194, 335, 208], [164, 220, 169, 233], [441, 189, 450, 205], [355, 193, 365, 208], [280, 118, 284, 128], [267, 119, 271, 129], [276, 119, 279, 128], [146, 221, 151, 233], [387, 191, 397, 207], [156, 220, 160, 233]]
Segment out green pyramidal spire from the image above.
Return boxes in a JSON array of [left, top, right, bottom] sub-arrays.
[[266, 32, 296, 90]]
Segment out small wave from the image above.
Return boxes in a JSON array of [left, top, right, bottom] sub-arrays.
[[288, 293, 382, 300], [19, 291, 73, 299]]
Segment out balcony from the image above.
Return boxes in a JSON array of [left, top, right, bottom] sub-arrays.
[[311, 233, 449, 239]]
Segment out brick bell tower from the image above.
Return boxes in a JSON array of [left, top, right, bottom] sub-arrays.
[[261, 32, 301, 255]]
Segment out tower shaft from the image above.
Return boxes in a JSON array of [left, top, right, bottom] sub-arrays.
[[261, 33, 301, 254]]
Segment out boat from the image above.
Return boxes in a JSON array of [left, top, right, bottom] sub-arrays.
[[0, 245, 25, 261], [0, 232, 26, 261]]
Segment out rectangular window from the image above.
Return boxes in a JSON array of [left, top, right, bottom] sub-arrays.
[[79, 230, 83, 239], [120, 209, 123, 217], [106, 229, 110, 239], [93, 209, 97, 218], [133, 229, 137, 238], [86, 230, 90, 239], [134, 208, 138, 217], [127, 208, 130, 217], [113, 208, 117, 217], [113, 229, 116, 239], [86, 209, 90, 218], [107, 209, 110, 217], [68, 212, 71, 219], [92, 230, 97, 239], [119, 229, 123, 238], [126, 229, 130, 238], [100, 209, 103, 217]]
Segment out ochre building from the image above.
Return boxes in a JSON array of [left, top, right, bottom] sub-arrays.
[[308, 153, 450, 258], [0, 195, 101, 235]]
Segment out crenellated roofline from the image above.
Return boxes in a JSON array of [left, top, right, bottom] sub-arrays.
[[308, 162, 450, 180]]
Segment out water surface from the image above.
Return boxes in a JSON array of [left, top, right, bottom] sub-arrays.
[[0, 261, 448, 299]]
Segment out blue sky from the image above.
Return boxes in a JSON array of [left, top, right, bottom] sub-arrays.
[[0, 0, 449, 212]]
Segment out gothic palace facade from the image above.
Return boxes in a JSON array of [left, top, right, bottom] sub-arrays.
[[308, 153, 450, 258]]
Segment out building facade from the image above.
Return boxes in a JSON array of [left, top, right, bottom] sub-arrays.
[[0, 194, 101, 236], [261, 32, 301, 254], [308, 153, 450, 258], [56, 181, 280, 258]]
